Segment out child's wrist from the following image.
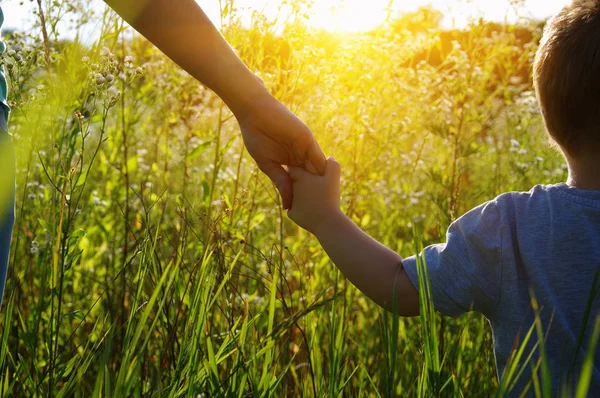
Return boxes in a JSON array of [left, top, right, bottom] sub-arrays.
[[310, 208, 345, 238]]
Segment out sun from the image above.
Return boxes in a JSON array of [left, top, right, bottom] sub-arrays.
[[306, 0, 392, 33]]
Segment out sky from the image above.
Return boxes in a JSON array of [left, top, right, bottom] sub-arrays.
[[1, 0, 572, 35]]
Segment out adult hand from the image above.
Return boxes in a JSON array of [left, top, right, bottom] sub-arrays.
[[236, 93, 326, 210], [105, 0, 325, 208]]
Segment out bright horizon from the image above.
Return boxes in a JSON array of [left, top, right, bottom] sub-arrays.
[[1, 0, 571, 34], [241, 0, 572, 32]]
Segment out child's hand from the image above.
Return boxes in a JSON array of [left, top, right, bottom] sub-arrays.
[[287, 157, 342, 234]]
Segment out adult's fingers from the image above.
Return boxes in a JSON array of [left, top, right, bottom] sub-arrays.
[[304, 160, 319, 175], [287, 166, 310, 181], [260, 162, 293, 210], [306, 139, 327, 176]]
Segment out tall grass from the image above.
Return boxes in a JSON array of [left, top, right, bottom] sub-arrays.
[[0, 0, 594, 396]]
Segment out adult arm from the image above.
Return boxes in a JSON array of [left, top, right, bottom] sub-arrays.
[[104, 0, 326, 208]]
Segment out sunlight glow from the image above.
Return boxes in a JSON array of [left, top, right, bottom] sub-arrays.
[[199, 0, 571, 33], [305, 0, 571, 31], [307, 1, 391, 32], [2, 0, 573, 34]]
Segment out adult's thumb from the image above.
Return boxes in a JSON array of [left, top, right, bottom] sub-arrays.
[[307, 141, 327, 176]]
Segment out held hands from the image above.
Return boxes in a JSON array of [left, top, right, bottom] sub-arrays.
[[287, 157, 342, 234], [235, 93, 327, 210]]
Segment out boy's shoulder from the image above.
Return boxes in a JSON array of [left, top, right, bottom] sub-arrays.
[[491, 183, 600, 212], [454, 183, 600, 239], [461, 184, 556, 222]]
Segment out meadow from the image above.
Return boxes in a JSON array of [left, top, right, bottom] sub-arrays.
[[0, 0, 582, 396]]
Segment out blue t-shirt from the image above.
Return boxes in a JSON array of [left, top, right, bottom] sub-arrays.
[[403, 183, 600, 394]]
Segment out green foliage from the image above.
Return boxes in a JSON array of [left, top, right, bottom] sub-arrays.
[[0, 1, 585, 397]]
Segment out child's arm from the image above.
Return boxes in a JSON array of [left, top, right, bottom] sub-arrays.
[[288, 159, 419, 316]]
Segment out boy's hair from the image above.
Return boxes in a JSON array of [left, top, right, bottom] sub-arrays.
[[533, 0, 600, 156]]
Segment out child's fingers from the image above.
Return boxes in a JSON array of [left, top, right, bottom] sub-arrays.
[[304, 159, 318, 175], [326, 157, 341, 180], [287, 166, 311, 181]]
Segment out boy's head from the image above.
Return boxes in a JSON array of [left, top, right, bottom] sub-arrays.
[[534, 0, 600, 158]]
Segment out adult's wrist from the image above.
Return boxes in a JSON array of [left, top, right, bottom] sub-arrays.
[[225, 75, 272, 122]]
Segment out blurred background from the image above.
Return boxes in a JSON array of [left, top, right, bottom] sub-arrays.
[[0, 0, 571, 396]]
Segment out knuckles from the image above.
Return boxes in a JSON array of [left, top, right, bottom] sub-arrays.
[[327, 158, 341, 174]]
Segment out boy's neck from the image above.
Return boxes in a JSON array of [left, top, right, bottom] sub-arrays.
[[566, 153, 600, 190]]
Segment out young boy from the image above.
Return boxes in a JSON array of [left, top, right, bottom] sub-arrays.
[[287, 0, 600, 393]]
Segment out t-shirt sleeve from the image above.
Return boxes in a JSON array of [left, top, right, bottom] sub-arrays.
[[402, 200, 503, 319]]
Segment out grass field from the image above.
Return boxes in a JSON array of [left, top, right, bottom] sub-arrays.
[[0, 1, 591, 396]]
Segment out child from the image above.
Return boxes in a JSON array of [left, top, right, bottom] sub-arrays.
[[287, 0, 600, 393]]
